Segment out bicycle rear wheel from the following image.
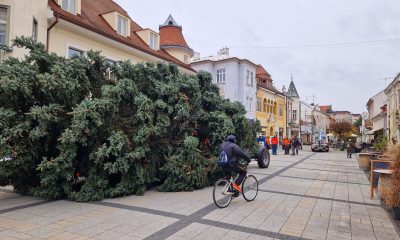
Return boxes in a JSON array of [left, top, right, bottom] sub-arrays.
[[213, 178, 233, 208], [242, 175, 258, 201]]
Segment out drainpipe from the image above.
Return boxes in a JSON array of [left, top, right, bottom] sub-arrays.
[[46, 13, 59, 52]]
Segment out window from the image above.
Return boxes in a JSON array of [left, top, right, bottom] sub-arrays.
[[263, 99, 267, 112], [250, 72, 254, 86], [61, 0, 76, 14], [68, 47, 83, 58], [32, 17, 38, 42], [150, 32, 158, 50], [398, 89, 400, 108], [279, 104, 283, 116], [256, 98, 261, 111], [249, 97, 253, 110], [117, 15, 128, 36], [105, 59, 116, 80], [292, 110, 297, 120], [216, 69, 226, 83], [246, 70, 250, 85], [0, 6, 8, 46]]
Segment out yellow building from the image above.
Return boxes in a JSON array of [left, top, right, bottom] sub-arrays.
[[0, 0, 48, 60], [0, 0, 195, 75], [255, 65, 286, 141]]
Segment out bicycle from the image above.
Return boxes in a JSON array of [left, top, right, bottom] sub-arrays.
[[212, 165, 259, 208]]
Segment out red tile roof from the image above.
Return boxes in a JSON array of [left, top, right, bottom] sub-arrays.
[[256, 65, 283, 95], [48, 0, 195, 73], [159, 26, 191, 50], [319, 105, 332, 113]]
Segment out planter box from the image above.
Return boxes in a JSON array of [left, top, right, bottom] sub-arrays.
[[358, 153, 372, 172], [377, 171, 392, 200]]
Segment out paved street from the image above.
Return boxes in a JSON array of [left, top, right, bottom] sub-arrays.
[[0, 149, 399, 240]]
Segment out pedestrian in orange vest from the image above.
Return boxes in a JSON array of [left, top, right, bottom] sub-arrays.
[[271, 135, 279, 155], [265, 136, 271, 150], [283, 137, 290, 155]]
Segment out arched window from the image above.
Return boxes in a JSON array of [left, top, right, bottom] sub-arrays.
[[263, 99, 267, 112]]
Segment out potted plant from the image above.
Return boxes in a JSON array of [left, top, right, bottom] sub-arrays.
[[386, 144, 400, 219], [373, 137, 389, 153]]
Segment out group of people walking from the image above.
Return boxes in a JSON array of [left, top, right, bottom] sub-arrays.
[[261, 135, 302, 156]]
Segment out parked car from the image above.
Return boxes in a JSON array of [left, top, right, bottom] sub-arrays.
[[311, 141, 329, 152]]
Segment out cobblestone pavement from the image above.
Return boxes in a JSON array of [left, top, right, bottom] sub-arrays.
[[1, 149, 399, 240]]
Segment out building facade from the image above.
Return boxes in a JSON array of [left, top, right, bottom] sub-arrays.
[[366, 90, 387, 140], [255, 65, 286, 140], [299, 101, 314, 143], [190, 48, 257, 119], [312, 105, 331, 141], [285, 80, 301, 138], [0, 0, 195, 75], [0, 0, 48, 60], [384, 73, 400, 142]]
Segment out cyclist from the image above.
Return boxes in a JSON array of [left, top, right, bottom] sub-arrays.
[[219, 135, 251, 192]]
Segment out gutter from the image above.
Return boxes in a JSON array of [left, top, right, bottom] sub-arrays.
[[47, 13, 59, 52]]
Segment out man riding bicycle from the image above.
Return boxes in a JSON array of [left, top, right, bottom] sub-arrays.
[[218, 135, 251, 192]]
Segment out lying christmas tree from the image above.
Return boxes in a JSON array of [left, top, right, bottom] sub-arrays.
[[0, 37, 260, 201]]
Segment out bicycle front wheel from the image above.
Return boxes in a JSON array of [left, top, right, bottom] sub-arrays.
[[213, 178, 233, 208], [242, 175, 258, 201]]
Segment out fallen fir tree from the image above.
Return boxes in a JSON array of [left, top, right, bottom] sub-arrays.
[[0, 37, 260, 201]]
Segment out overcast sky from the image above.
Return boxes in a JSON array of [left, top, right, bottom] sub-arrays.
[[115, 0, 400, 114]]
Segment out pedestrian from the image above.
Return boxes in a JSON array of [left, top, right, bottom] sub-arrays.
[[283, 137, 290, 155], [265, 136, 271, 152], [271, 135, 279, 155], [347, 139, 355, 158], [291, 136, 300, 155]]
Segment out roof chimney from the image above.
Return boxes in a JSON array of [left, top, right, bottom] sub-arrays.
[[218, 47, 229, 56], [192, 52, 200, 61]]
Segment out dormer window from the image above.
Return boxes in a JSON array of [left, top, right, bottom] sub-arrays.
[[61, 0, 76, 14], [150, 32, 158, 50], [117, 15, 128, 36]]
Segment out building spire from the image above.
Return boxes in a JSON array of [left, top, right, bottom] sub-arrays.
[[287, 74, 299, 98], [160, 14, 182, 28]]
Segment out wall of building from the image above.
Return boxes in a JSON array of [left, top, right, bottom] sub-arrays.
[[163, 48, 191, 64], [385, 78, 400, 141], [256, 87, 286, 139], [191, 59, 256, 119], [239, 62, 257, 119], [369, 91, 386, 119], [48, 23, 149, 62], [1, 0, 48, 59], [48, 20, 195, 76]]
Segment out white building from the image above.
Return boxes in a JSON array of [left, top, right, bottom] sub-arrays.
[[384, 73, 400, 142], [285, 80, 300, 137], [313, 106, 330, 140], [300, 101, 314, 143], [190, 48, 257, 119], [366, 90, 387, 139]]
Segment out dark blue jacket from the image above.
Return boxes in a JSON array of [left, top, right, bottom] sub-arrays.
[[219, 141, 251, 165]]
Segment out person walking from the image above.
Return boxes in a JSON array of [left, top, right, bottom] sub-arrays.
[[283, 137, 290, 155], [271, 135, 279, 155], [265, 136, 271, 152], [347, 139, 355, 158], [291, 136, 300, 155]]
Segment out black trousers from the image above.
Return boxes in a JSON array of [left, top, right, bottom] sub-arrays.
[[222, 165, 247, 185]]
